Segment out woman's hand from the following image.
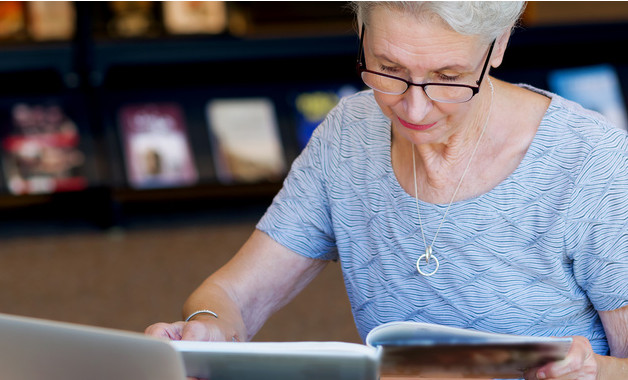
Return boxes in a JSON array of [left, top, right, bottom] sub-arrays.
[[145, 317, 241, 380], [524, 336, 598, 380], [144, 316, 240, 342]]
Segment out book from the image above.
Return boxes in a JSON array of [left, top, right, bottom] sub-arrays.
[[0, 1, 26, 41], [118, 102, 198, 189], [106, 1, 160, 38], [0, 102, 88, 195], [25, 1, 75, 41], [171, 321, 573, 379], [548, 64, 628, 131], [206, 98, 286, 184], [162, 1, 227, 35], [226, 2, 353, 38]]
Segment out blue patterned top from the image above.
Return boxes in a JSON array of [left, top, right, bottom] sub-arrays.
[[257, 88, 628, 355]]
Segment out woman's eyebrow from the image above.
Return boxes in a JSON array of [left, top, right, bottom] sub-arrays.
[[372, 51, 470, 72]]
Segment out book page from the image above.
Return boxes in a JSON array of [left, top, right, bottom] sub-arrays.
[[171, 341, 379, 380]]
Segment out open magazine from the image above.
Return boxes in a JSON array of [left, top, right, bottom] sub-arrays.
[[171, 321, 572, 379]]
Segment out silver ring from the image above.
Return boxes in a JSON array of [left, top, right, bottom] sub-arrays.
[[416, 254, 439, 276]]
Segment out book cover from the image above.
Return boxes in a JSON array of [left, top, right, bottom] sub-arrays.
[[0, 102, 88, 195], [548, 64, 628, 131], [118, 102, 198, 189], [172, 321, 572, 380], [206, 98, 286, 184], [293, 85, 358, 150]]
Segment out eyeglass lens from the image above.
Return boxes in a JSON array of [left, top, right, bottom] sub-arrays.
[[361, 71, 475, 102]]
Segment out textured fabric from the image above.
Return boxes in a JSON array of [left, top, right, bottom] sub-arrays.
[[257, 88, 628, 355]]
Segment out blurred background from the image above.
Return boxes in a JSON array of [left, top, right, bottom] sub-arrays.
[[0, 1, 627, 343]]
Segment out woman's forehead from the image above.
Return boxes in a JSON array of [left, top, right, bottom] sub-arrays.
[[368, 7, 479, 46], [367, 13, 483, 69]]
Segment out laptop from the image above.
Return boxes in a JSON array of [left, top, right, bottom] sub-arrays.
[[0, 312, 187, 380]]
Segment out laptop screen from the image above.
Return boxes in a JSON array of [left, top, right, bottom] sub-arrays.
[[0, 313, 186, 380]]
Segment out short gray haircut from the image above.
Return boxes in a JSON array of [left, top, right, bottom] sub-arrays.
[[351, 1, 526, 42]]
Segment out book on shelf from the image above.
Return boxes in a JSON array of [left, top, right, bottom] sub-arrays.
[[548, 64, 628, 131], [25, 1, 75, 41], [118, 102, 199, 190], [162, 1, 227, 35], [226, 2, 353, 37], [0, 102, 88, 195], [105, 1, 161, 39], [292, 84, 359, 150], [0, 1, 26, 41], [206, 97, 286, 184], [172, 321, 572, 380]]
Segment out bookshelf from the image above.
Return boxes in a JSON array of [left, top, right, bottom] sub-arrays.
[[0, 2, 627, 228]]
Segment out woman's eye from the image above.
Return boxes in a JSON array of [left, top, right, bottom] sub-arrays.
[[437, 73, 461, 82], [379, 65, 400, 74]]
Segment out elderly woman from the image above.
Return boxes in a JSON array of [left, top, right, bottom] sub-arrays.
[[146, 2, 628, 379]]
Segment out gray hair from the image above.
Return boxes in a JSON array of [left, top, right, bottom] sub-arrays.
[[351, 1, 526, 42]]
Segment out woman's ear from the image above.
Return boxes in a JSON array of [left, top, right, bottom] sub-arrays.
[[489, 29, 512, 69]]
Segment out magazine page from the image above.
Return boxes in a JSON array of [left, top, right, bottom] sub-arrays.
[[171, 340, 379, 380], [206, 98, 286, 184], [366, 321, 572, 379], [118, 102, 198, 189], [1, 102, 88, 195]]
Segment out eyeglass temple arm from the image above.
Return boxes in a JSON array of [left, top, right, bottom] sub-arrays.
[[356, 23, 366, 71], [476, 40, 496, 86]]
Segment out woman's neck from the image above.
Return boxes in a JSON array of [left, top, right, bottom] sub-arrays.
[[391, 79, 551, 204], [392, 83, 494, 203]]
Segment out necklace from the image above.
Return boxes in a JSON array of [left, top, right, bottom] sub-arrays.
[[413, 78, 494, 276]]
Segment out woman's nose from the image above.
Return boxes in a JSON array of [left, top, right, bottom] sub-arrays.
[[402, 85, 433, 122]]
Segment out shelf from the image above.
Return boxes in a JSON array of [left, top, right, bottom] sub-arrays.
[[1, 12, 627, 228], [0, 43, 73, 74], [90, 33, 358, 88], [0, 43, 77, 89], [504, 21, 628, 69], [112, 182, 282, 203]]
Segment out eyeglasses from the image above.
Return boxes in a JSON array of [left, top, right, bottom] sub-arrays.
[[356, 24, 495, 104]]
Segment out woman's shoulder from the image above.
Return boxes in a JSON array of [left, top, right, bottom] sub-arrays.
[[520, 84, 621, 134], [331, 89, 384, 123], [521, 84, 628, 178]]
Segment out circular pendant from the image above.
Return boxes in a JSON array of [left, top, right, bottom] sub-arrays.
[[416, 253, 439, 276]]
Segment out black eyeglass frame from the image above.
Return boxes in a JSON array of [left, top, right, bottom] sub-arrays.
[[356, 24, 495, 103]]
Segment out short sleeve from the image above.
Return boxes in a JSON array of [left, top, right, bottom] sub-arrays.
[[256, 102, 345, 261], [566, 127, 628, 311]]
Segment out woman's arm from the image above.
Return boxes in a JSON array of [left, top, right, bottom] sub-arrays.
[[527, 305, 628, 380], [595, 305, 628, 378], [145, 229, 328, 342]]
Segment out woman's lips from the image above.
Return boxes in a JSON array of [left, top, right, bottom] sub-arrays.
[[398, 117, 436, 131]]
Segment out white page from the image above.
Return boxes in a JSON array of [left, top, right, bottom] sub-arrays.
[[171, 340, 379, 380]]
